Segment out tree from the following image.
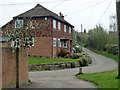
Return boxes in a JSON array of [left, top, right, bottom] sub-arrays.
[[87, 25, 108, 50]]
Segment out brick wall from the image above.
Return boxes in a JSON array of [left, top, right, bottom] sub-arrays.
[[1, 47, 28, 88], [28, 37, 52, 58]]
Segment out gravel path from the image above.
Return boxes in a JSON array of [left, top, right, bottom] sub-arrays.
[[21, 47, 118, 88]]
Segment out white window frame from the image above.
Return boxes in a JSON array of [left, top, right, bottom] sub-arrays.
[[53, 38, 56, 47], [15, 19, 23, 28], [64, 25, 66, 33], [64, 41, 67, 48], [58, 22, 61, 31], [53, 20, 56, 29], [58, 39, 61, 47], [69, 27, 71, 34]]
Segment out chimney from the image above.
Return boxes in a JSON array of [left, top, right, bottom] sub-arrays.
[[59, 12, 64, 19]]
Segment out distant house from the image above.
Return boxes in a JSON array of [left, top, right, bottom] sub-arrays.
[[2, 4, 74, 58]]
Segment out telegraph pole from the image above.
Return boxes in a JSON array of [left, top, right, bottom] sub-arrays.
[[116, 0, 120, 78]]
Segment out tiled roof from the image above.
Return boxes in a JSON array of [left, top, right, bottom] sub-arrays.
[[14, 4, 74, 27]]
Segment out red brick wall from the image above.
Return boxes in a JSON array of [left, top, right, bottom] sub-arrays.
[[1, 47, 28, 88], [28, 37, 52, 58]]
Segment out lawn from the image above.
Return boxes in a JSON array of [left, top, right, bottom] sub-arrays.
[[76, 69, 120, 88], [29, 56, 81, 64]]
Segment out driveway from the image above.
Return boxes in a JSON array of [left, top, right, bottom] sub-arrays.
[[21, 47, 118, 88]]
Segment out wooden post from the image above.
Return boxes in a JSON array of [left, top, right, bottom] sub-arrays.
[[16, 47, 19, 88], [79, 67, 83, 74]]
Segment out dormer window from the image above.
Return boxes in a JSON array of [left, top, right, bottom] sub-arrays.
[[53, 20, 56, 29], [15, 19, 23, 28]]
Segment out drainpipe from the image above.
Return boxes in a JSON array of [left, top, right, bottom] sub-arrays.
[[51, 18, 53, 58]]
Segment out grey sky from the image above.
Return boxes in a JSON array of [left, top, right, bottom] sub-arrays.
[[0, 0, 116, 32]]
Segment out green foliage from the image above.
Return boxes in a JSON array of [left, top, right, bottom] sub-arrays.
[[70, 54, 81, 59], [71, 62, 76, 68], [81, 58, 88, 66], [87, 25, 108, 50], [74, 47, 81, 53], [45, 67, 51, 70], [76, 69, 119, 88]]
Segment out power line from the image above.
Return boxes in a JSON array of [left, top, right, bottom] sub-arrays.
[[97, 1, 112, 24], [66, 0, 106, 15], [62, 0, 104, 11], [87, 0, 109, 25], [50, 0, 64, 9], [0, 0, 60, 6]]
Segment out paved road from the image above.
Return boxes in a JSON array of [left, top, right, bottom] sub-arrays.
[[21, 47, 118, 88]]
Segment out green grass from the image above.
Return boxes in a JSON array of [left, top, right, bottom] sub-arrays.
[[29, 56, 81, 64], [76, 70, 119, 88]]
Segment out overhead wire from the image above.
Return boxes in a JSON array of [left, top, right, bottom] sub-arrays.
[[66, 0, 106, 15], [97, 0, 113, 24]]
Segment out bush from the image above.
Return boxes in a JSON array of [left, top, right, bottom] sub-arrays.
[[74, 47, 81, 53], [64, 52, 71, 58], [45, 67, 51, 70], [71, 62, 76, 68], [70, 54, 81, 59], [81, 58, 88, 66], [58, 49, 67, 57]]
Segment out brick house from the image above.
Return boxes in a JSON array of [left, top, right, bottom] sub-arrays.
[[2, 4, 74, 58]]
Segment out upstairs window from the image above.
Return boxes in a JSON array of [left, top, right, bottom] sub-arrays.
[[53, 38, 56, 47], [58, 22, 61, 31], [64, 25, 66, 33], [15, 19, 23, 28], [69, 27, 71, 34], [58, 39, 61, 47], [53, 20, 56, 29]]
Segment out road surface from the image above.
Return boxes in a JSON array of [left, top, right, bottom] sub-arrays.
[[21, 47, 118, 88]]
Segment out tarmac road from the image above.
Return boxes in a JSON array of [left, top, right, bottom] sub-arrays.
[[21, 47, 118, 88]]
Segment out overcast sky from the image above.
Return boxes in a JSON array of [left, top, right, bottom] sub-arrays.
[[0, 0, 116, 32]]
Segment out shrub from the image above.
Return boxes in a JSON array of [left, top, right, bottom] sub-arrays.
[[45, 67, 51, 70], [58, 49, 67, 57], [74, 47, 82, 53], [71, 62, 76, 68], [70, 54, 81, 59], [64, 52, 71, 58], [81, 58, 88, 66]]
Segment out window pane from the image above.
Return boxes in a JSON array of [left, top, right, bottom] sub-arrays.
[[53, 20, 56, 29], [69, 27, 71, 33], [58, 39, 61, 47], [58, 22, 61, 31], [53, 38, 56, 47], [64, 25, 66, 32]]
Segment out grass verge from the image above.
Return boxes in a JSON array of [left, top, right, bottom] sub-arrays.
[[76, 69, 119, 88], [29, 56, 81, 64]]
